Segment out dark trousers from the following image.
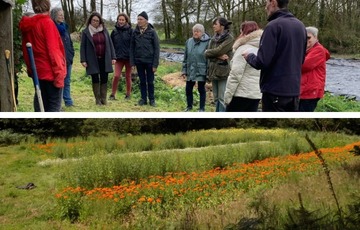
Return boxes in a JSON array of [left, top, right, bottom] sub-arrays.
[[226, 97, 260, 112], [91, 58, 108, 84], [262, 92, 299, 112], [34, 80, 62, 112], [299, 98, 320, 112], [136, 63, 155, 101], [186, 80, 206, 109]]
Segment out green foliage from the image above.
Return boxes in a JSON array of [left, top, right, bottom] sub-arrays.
[[0, 130, 31, 146]]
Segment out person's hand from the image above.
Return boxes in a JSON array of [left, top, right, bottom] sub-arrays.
[[181, 73, 186, 79], [153, 67, 157, 73], [112, 59, 116, 65], [81, 62, 87, 68], [242, 52, 249, 60], [219, 54, 229, 61]]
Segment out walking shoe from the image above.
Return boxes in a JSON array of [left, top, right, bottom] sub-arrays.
[[138, 99, 147, 106], [198, 108, 205, 112], [125, 95, 131, 100], [109, 94, 116, 100], [184, 107, 192, 112], [150, 100, 156, 107]]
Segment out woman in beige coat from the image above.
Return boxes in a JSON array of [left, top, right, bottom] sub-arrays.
[[224, 21, 263, 112]]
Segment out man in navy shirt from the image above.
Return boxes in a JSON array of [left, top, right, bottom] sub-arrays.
[[243, 0, 307, 112]]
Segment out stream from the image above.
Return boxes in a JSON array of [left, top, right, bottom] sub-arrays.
[[160, 50, 360, 101]]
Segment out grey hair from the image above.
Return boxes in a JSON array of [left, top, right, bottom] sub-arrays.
[[50, 7, 63, 21], [192, 24, 205, 34], [306, 26, 319, 37]]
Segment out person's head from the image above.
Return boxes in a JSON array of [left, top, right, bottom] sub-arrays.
[[31, 0, 50, 14], [50, 8, 64, 24], [306, 26, 319, 50], [87, 12, 103, 28], [265, 0, 289, 16], [192, 24, 205, 40], [212, 17, 232, 34], [239, 21, 259, 37], [117, 13, 130, 27], [137, 11, 148, 27]]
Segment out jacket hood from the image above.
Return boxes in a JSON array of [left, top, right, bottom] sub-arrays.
[[201, 33, 210, 42], [232, 29, 263, 51], [19, 14, 49, 33]]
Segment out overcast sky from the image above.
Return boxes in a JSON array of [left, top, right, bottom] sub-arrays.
[[48, 0, 156, 22]]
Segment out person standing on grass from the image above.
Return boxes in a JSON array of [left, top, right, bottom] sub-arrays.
[[224, 21, 263, 112], [205, 17, 235, 112], [50, 7, 75, 108], [80, 12, 116, 106], [299, 26, 330, 112], [109, 13, 133, 101], [181, 24, 210, 112], [19, 0, 66, 112], [130, 11, 160, 107], [242, 0, 307, 112]]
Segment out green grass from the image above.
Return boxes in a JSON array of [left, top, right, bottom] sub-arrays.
[[1, 128, 360, 228], [15, 41, 360, 112]]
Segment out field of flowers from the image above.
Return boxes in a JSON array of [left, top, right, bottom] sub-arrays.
[[0, 129, 360, 229]]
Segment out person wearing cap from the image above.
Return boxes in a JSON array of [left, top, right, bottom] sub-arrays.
[[19, 0, 66, 112], [130, 11, 160, 107], [299, 26, 330, 112]]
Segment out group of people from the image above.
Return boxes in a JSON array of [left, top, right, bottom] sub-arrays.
[[182, 0, 330, 112], [19, 0, 159, 112], [19, 0, 329, 113]]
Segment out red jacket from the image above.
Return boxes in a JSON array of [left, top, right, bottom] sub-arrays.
[[300, 42, 330, 99], [19, 14, 66, 88]]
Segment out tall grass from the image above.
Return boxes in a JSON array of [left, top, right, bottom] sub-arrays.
[[49, 128, 360, 189]]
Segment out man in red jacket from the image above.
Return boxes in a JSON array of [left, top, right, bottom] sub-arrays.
[[299, 26, 330, 112], [19, 0, 66, 112]]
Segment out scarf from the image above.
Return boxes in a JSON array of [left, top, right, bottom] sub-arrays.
[[56, 22, 66, 36], [88, 24, 104, 36], [139, 24, 148, 34]]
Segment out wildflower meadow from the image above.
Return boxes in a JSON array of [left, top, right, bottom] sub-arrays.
[[1, 128, 360, 229]]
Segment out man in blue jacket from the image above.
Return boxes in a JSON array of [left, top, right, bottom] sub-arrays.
[[243, 0, 307, 112]]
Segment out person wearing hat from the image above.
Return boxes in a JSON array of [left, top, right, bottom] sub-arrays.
[[130, 11, 160, 107]]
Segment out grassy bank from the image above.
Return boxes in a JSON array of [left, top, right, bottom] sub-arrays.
[[15, 42, 360, 112], [1, 128, 360, 229]]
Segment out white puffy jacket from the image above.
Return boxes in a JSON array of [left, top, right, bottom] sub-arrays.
[[224, 30, 263, 104]]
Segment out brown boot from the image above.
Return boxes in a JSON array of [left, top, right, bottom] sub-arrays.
[[92, 83, 101, 105], [100, 83, 108, 105]]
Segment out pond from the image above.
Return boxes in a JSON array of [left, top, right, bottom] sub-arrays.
[[161, 50, 360, 101]]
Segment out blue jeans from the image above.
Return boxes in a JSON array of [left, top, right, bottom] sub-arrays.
[[34, 80, 62, 112], [63, 64, 73, 106], [136, 63, 155, 101], [212, 79, 227, 112]]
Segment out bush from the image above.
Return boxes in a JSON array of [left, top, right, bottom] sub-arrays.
[[0, 130, 31, 146]]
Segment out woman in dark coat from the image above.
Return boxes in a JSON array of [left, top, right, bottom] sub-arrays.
[[80, 12, 116, 105], [109, 13, 133, 100], [50, 7, 75, 107]]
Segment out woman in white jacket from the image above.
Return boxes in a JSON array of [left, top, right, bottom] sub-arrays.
[[224, 21, 263, 112]]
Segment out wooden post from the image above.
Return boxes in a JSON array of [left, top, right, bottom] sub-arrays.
[[0, 0, 15, 112]]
